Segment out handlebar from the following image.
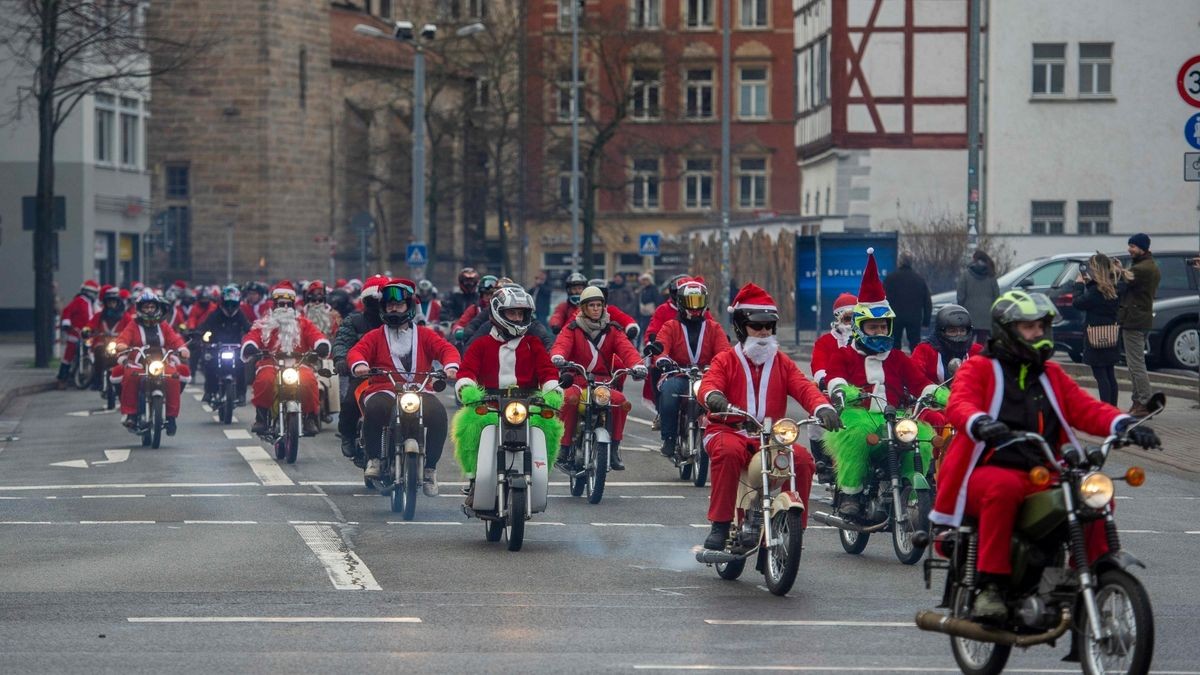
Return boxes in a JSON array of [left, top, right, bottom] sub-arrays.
[[555, 359, 644, 383], [719, 405, 823, 435], [363, 369, 448, 392]]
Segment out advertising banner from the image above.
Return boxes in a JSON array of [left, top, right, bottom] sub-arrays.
[[794, 232, 898, 333]]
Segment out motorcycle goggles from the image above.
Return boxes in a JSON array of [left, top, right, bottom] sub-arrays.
[[273, 300, 295, 310], [678, 288, 707, 310], [381, 283, 414, 304]]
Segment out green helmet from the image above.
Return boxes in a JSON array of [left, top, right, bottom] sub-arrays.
[[989, 290, 1057, 367]]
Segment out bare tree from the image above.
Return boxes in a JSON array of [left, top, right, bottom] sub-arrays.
[[0, 0, 210, 366], [894, 215, 1013, 294]]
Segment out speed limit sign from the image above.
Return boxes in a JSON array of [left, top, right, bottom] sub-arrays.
[[1178, 56, 1200, 108]]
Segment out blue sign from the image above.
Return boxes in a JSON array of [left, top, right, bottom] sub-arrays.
[[405, 243, 428, 266], [1186, 113, 1200, 150], [638, 234, 661, 256], [794, 232, 898, 332]]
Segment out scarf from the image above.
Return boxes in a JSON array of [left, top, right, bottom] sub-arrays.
[[576, 309, 610, 341], [742, 335, 778, 365]]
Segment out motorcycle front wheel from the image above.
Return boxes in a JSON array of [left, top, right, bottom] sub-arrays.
[[587, 442, 609, 505], [149, 396, 164, 449], [73, 355, 92, 390], [506, 486, 526, 551], [892, 486, 932, 565], [220, 381, 235, 424], [398, 451, 420, 521], [1078, 568, 1154, 675], [283, 411, 300, 464], [839, 527, 869, 555], [763, 510, 804, 596], [950, 585, 1011, 675], [691, 428, 708, 488]]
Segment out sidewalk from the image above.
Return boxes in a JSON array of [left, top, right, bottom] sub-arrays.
[[0, 336, 60, 416]]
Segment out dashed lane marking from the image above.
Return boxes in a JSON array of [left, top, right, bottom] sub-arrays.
[[704, 619, 912, 627], [386, 521, 464, 526], [80, 494, 144, 499], [0, 482, 259, 492], [128, 617, 419, 624], [235, 446, 294, 486], [293, 523, 380, 591], [627, 416, 654, 427], [183, 520, 257, 525], [591, 522, 665, 528], [223, 429, 252, 440]]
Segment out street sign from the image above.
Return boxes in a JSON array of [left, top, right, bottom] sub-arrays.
[[1185, 113, 1200, 150], [351, 211, 375, 232], [1177, 55, 1200, 108], [638, 234, 661, 256], [1186, 153, 1200, 182], [405, 243, 428, 266]]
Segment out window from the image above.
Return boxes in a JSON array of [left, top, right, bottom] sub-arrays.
[[825, 187, 831, 215], [738, 67, 768, 119], [737, 157, 767, 209], [1030, 201, 1065, 235], [557, 68, 583, 121], [739, 0, 767, 27], [299, 46, 307, 109], [631, 69, 661, 120], [684, 68, 714, 119], [683, 158, 712, 209], [558, 162, 581, 210], [807, 36, 829, 108], [466, 0, 488, 20], [1021, 260, 1069, 288], [165, 165, 190, 199], [630, 0, 661, 29], [377, 0, 392, 19], [119, 97, 139, 167], [166, 205, 190, 270], [631, 158, 660, 210], [95, 94, 115, 164], [686, 0, 713, 28], [1077, 200, 1111, 235], [1079, 43, 1112, 96], [1032, 43, 1065, 96], [474, 77, 490, 109]]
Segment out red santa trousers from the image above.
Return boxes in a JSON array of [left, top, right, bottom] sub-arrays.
[[560, 384, 629, 445], [115, 362, 186, 417], [706, 428, 815, 526], [965, 464, 1110, 575], [251, 365, 319, 414]]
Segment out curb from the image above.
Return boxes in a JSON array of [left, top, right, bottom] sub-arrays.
[[0, 381, 57, 416]]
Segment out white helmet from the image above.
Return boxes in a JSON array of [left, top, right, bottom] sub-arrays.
[[490, 286, 534, 339]]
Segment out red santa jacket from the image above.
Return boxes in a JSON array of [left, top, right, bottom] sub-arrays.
[[698, 345, 833, 434], [910, 341, 984, 384], [550, 319, 642, 379], [453, 303, 482, 331], [417, 298, 442, 325], [116, 320, 188, 356], [60, 294, 96, 339], [347, 325, 461, 396], [241, 300, 269, 323], [826, 345, 934, 408], [87, 312, 126, 338], [645, 301, 677, 341], [187, 302, 217, 331], [930, 356, 1130, 527], [456, 331, 560, 393], [810, 331, 852, 388], [240, 314, 329, 365], [548, 300, 575, 332], [653, 316, 731, 369]]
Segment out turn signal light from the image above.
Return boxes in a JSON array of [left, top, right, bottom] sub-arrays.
[[1124, 466, 1146, 487], [1028, 465, 1051, 487], [622, 401, 632, 412], [540, 408, 556, 419], [865, 433, 880, 446], [474, 405, 489, 415]]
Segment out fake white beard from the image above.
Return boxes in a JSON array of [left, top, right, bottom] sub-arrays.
[[831, 323, 853, 347], [743, 336, 778, 365], [258, 308, 301, 353], [304, 303, 336, 335]]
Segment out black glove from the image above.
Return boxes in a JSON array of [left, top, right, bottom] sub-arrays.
[[705, 391, 729, 413], [315, 343, 330, 358], [642, 341, 663, 357], [816, 406, 843, 431], [971, 416, 1011, 444], [558, 373, 575, 389], [334, 359, 349, 376], [241, 343, 259, 358], [1117, 419, 1161, 450]]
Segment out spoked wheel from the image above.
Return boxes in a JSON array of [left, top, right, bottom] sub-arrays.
[[105, 377, 116, 410], [892, 486, 932, 565], [677, 421, 693, 480], [149, 397, 164, 449], [691, 428, 708, 488], [950, 585, 1011, 675], [283, 412, 300, 464], [587, 442, 608, 505], [1079, 569, 1154, 675], [72, 356, 92, 390], [399, 451, 421, 521], [716, 558, 746, 580], [505, 486, 526, 551], [839, 527, 870, 555], [763, 511, 804, 596], [220, 381, 235, 424]]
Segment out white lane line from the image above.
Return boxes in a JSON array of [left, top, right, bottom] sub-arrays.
[[80, 494, 145, 499], [235, 446, 294, 486], [386, 521, 463, 526], [191, 393, 204, 401], [1187, 531, 1200, 535], [293, 524, 380, 591], [528, 521, 567, 526], [591, 522, 665, 528], [0, 496, 22, 500], [0, 482, 259, 492], [1120, 529, 1164, 534], [128, 617, 420, 624], [620, 495, 685, 500], [0, 521, 60, 525], [78, 520, 156, 524], [171, 493, 237, 497], [704, 619, 912, 627], [631, 667, 1103, 673], [269, 493, 325, 497], [183, 520, 258, 525], [627, 416, 654, 427], [288, 520, 358, 525], [223, 429, 252, 440]]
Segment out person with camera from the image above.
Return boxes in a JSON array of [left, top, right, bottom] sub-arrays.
[[1072, 253, 1124, 405]]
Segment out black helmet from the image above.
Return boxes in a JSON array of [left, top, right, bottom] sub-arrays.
[[933, 304, 973, 358], [988, 291, 1057, 368], [379, 281, 416, 327], [220, 284, 242, 315], [478, 275, 500, 304], [458, 267, 480, 293], [328, 288, 353, 316], [564, 272, 587, 305]]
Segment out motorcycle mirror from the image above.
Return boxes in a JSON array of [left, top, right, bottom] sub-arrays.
[[317, 368, 333, 378], [1146, 392, 1166, 414], [432, 378, 447, 393]]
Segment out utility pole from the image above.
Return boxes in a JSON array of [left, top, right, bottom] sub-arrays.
[[719, 0, 732, 317], [412, 43, 427, 280], [570, 0, 581, 271], [965, 0, 982, 254]]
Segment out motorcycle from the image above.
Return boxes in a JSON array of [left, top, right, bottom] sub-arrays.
[[70, 330, 93, 390], [461, 389, 558, 552], [360, 369, 446, 519], [814, 390, 940, 565], [660, 363, 709, 487], [694, 406, 817, 596], [203, 335, 242, 425], [916, 393, 1164, 675], [556, 361, 635, 505], [257, 350, 320, 464], [90, 335, 120, 409], [120, 346, 179, 449]]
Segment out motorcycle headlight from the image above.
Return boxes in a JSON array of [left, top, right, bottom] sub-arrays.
[[772, 419, 799, 445], [147, 360, 164, 376], [691, 380, 702, 398], [593, 386, 612, 406], [504, 401, 528, 425], [106, 342, 117, 355], [1080, 472, 1114, 509], [400, 392, 422, 414], [220, 351, 235, 360], [282, 367, 300, 385], [895, 419, 919, 444]]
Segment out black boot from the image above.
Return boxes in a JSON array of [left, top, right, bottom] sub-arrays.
[[659, 437, 676, 458], [165, 417, 177, 436], [703, 521, 732, 550], [251, 407, 270, 434], [609, 442, 625, 471], [302, 414, 320, 437], [339, 434, 357, 458], [838, 493, 862, 518]]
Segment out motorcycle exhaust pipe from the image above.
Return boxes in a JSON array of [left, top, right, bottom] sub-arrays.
[[695, 549, 747, 565], [811, 511, 891, 533], [914, 609, 1071, 647]]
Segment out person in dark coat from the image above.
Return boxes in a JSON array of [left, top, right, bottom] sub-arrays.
[[1072, 253, 1123, 405], [528, 270, 553, 327], [882, 252, 932, 352], [1118, 233, 1160, 416], [957, 249, 1000, 344]]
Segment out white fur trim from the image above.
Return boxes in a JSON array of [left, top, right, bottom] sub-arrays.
[[497, 339, 519, 388], [1109, 414, 1131, 435], [964, 411, 988, 442], [933, 359, 1004, 527], [813, 368, 827, 384], [349, 359, 369, 372], [540, 380, 560, 393], [730, 302, 777, 312], [866, 246, 874, 254], [920, 383, 940, 399], [455, 377, 477, 393], [826, 377, 848, 393]]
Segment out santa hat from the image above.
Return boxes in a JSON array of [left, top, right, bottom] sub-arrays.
[[172, 280, 188, 291], [361, 274, 391, 300], [270, 281, 297, 302], [119, 289, 131, 300], [727, 283, 778, 316], [80, 279, 100, 294], [99, 284, 113, 296], [833, 292, 858, 312], [857, 248, 886, 303], [390, 277, 417, 291]]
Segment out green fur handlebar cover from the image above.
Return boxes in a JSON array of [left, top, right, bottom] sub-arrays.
[[451, 385, 564, 477], [824, 405, 934, 491]]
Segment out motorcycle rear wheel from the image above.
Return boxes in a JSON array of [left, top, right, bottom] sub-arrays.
[[950, 585, 1011, 675], [691, 428, 708, 488], [763, 511, 804, 596], [506, 486, 526, 551], [150, 397, 164, 449], [1079, 569, 1154, 675], [485, 518, 503, 542], [839, 528, 869, 555]]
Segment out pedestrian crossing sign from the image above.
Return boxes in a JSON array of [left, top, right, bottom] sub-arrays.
[[638, 234, 661, 257], [406, 243, 428, 266]]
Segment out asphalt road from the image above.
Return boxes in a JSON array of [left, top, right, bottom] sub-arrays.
[[1, 385, 1198, 674]]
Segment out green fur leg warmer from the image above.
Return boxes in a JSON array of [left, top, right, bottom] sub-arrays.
[[451, 386, 564, 477], [824, 407, 881, 491]]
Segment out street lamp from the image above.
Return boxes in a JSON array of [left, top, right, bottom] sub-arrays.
[[353, 20, 485, 279]]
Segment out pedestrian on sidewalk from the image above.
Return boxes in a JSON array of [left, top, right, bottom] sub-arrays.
[[1072, 253, 1124, 405], [1118, 233, 1160, 416], [957, 250, 999, 345], [883, 251, 932, 352], [636, 273, 657, 345], [528, 270, 553, 328]]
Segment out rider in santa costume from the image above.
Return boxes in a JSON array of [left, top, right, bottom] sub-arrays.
[[240, 282, 330, 437], [910, 303, 983, 384], [112, 290, 191, 434], [930, 290, 1160, 621], [696, 283, 842, 550], [57, 279, 100, 387], [810, 292, 857, 390]]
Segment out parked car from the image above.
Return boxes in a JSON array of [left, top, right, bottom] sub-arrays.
[[1146, 295, 1198, 371]]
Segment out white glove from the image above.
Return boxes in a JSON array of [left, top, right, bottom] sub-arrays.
[[631, 365, 647, 380], [550, 354, 566, 367]]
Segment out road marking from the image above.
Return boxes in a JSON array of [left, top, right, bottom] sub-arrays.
[[191, 393, 204, 401], [0, 521, 59, 525], [0, 482, 259, 492], [78, 520, 156, 524], [80, 494, 144, 499], [223, 429, 252, 440], [170, 493, 238, 497], [620, 495, 684, 499], [386, 521, 463, 526], [235, 446, 294, 486], [294, 524, 380, 591], [627, 416, 654, 427], [49, 460, 90, 469], [183, 520, 258, 525], [704, 619, 913, 627], [93, 449, 130, 465], [288, 520, 358, 525], [528, 521, 566, 526], [128, 617, 420, 624], [269, 493, 325, 497], [591, 522, 665, 528], [65, 411, 91, 417], [1120, 529, 1164, 534]]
